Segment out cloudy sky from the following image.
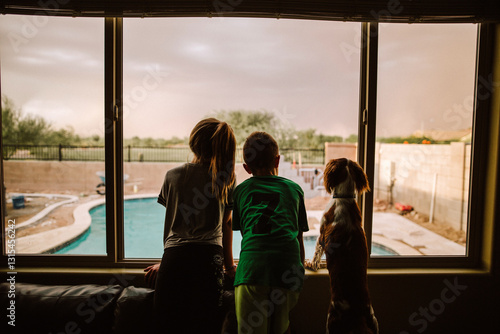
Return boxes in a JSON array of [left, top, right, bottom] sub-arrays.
[[0, 15, 477, 140]]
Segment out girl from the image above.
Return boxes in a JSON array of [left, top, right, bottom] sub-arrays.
[[144, 118, 237, 333]]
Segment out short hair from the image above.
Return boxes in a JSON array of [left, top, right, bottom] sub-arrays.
[[243, 132, 279, 172]]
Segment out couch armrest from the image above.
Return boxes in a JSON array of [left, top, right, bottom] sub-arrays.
[[1, 282, 123, 334], [113, 286, 155, 334]]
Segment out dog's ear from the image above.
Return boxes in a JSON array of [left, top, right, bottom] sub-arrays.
[[347, 160, 370, 194], [323, 158, 348, 194]]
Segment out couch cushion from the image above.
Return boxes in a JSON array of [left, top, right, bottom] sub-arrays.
[[113, 286, 155, 334], [1, 282, 123, 334]]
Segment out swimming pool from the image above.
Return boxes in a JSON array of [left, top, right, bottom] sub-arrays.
[[56, 197, 398, 257]]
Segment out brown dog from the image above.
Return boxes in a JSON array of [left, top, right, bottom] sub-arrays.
[[305, 158, 378, 334]]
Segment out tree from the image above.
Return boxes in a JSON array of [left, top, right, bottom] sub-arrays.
[[2, 96, 51, 144], [44, 127, 80, 146], [16, 113, 52, 145], [2, 96, 20, 143], [91, 134, 101, 143], [211, 109, 345, 149], [211, 110, 277, 146], [291, 129, 343, 149], [2, 96, 81, 146], [345, 134, 358, 143]]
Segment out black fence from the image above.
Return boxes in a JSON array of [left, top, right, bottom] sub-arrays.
[[3, 144, 106, 161], [279, 148, 325, 165], [2, 144, 325, 165]]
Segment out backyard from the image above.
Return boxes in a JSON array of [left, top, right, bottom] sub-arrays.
[[4, 150, 467, 256]]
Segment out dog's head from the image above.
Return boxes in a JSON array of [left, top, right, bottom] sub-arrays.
[[323, 158, 370, 196]]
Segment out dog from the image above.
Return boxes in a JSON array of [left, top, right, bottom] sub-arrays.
[[305, 158, 378, 334]]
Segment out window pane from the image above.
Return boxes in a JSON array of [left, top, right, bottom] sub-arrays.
[[1, 16, 105, 255], [372, 24, 477, 257], [121, 18, 360, 259]]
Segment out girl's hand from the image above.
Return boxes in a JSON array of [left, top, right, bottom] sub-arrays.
[[144, 263, 160, 288], [224, 264, 237, 279]]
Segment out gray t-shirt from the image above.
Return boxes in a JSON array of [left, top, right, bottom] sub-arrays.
[[158, 163, 234, 248]]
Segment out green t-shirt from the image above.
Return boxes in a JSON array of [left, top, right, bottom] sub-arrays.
[[233, 175, 309, 291]]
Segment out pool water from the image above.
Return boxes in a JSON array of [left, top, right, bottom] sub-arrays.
[[56, 197, 398, 257]]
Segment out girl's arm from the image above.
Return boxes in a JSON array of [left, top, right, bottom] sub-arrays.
[[144, 263, 160, 288], [222, 209, 236, 278]]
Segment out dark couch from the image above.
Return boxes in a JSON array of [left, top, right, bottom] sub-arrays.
[[1, 282, 155, 334], [1, 282, 236, 334]]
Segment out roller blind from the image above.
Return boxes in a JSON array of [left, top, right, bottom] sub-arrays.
[[0, 0, 499, 22]]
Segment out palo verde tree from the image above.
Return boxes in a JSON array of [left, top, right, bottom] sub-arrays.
[[1, 96, 81, 146], [210, 109, 344, 149]]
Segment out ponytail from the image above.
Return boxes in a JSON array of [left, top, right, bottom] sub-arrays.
[[210, 122, 236, 204], [189, 118, 236, 204]]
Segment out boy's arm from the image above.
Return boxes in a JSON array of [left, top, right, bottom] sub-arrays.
[[297, 231, 305, 265], [222, 209, 236, 278], [297, 191, 308, 265], [298, 194, 309, 232]]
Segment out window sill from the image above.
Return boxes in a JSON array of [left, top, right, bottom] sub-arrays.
[[306, 267, 492, 276], [4, 265, 492, 283]]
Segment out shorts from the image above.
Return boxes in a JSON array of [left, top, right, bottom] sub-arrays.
[[235, 284, 300, 334]]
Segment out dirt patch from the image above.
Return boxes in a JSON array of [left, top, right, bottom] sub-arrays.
[[5, 196, 66, 225], [5, 193, 98, 238], [15, 203, 79, 238], [374, 199, 466, 246], [393, 209, 466, 246]]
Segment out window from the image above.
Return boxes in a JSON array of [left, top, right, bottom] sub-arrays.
[[371, 24, 477, 257], [1, 15, 105, 256], [0, 15, 491, 269], [121, 18, 360, 259]]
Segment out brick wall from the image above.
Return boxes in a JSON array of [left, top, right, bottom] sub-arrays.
[[4, 161, 250, 195], [375, 142, 470, 231]]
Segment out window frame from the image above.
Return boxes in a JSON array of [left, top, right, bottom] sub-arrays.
[[365, 22, 491, 269], [0, 17, 494, 270]]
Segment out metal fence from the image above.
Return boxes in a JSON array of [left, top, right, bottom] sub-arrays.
[[279, 148, 325, 165], [3, 144, 325, 164], [3, 144, 105, 161]]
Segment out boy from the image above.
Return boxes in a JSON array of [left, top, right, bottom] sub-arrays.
[[233, 131, 309, 334]]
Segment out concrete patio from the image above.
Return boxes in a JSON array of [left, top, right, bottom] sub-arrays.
[[305, 211, 465, 256]]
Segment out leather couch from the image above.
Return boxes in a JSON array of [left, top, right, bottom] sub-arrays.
[[1, 282, 155, 334], [1, 282, 236, 334]]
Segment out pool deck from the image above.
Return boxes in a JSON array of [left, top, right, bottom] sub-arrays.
[[371, 212, 465, 255], [13, 193, 157, 254], [303, 211, 465, 256], [13, 195, 465, 256]]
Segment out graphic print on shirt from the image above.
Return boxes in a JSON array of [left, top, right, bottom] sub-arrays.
[[251, 193, 280, 235]]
